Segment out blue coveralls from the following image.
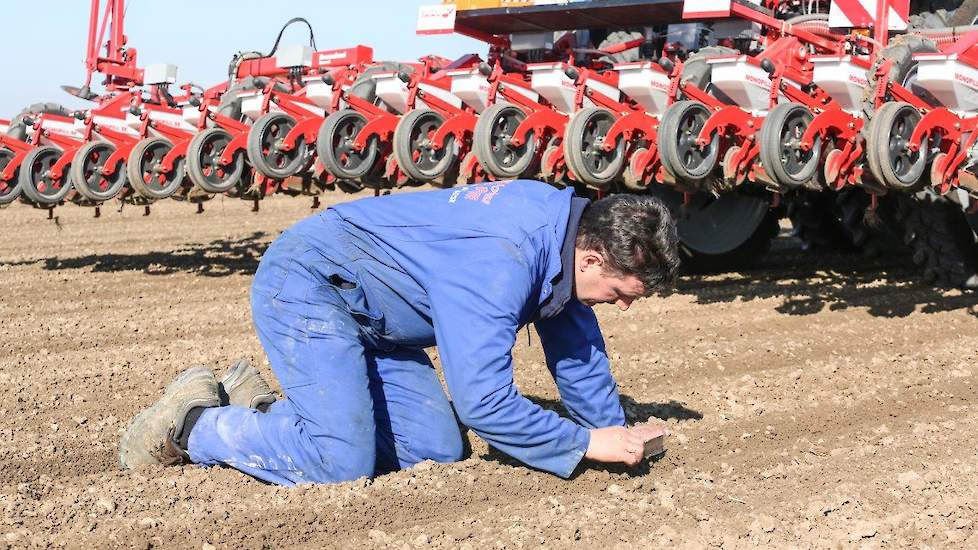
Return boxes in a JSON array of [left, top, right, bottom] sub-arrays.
[[187, 180, 626, 486]]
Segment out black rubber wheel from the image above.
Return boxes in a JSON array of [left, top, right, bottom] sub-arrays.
[[563, 107, 626, 189], [473, 103, 537, 179], [787, 190, 856, 251], [0, 148, 21, 205], [19, 145, 71, 205], [648, 185, 776, 273], [392, 108, 456, 183], [658, 100, 720, 183], [869, 102, 927, 191], [69, 141, 127, 202], [759, 103, 821, 189], [318, 109, 379, 180], [247, 112, 308, 179], [126, 137, 185, 200], [187, 128, 245, 193], [898, 192, 978, 288], [835, 188, 905, 256]]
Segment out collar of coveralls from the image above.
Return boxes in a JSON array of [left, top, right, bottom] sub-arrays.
[[536, 195, 589, 321]]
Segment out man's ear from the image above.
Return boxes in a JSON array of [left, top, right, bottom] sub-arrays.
[[578, 248, 604, 271]]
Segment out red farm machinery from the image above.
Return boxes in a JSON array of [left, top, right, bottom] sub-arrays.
[[2, 0, 977, 287]]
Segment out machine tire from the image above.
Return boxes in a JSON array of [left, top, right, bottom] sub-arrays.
[[787, 190, 854, 251], [679, 46, 739, 101], [648, 185, 777, 273], [247, 112, 308, 179], [898, 191, 978, 288], [69, 141, 128, 202], [949, 0, 978, 25], [19, 145, 72, 205], [187, 128, 245, 193], [563, 107, 625, 189], [349, 62, 413, 104], [759, 103, 821, 189], [657, 100, 720, 183], [392, 108, 456, 183], [862, 35, 938, 118], [126, 137, 185, 200], [7, 102, 71, 142], [473, 103, 537, 179], [215, 76, 261, 122], [318, 108, 379, 180], [0, 149, 22, 205], [598, 31, 645, 64], [868, 101, 928, 191], [835, 187, 905, 256], [909, 8, 954, 28]]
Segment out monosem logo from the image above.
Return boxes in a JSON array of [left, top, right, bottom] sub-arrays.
[[318, 51, 349, 63], [849, 74, 868, 87], [955, 72, 978, 90], [649, 79, 670, 91], [745, 73, 770, 88]]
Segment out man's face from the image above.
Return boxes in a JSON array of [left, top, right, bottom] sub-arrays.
[[573, 248, 646, 311]]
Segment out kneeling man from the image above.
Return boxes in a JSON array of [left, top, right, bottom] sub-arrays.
[[120, 180, 679, 485]]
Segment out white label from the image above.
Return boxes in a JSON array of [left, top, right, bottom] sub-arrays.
[[683, 0, 732, 18], [828, 0, 908, 31], [417, 4, 457, 35]]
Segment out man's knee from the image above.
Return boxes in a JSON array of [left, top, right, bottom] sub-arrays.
[[416, 419, 465, 464], [299, 444, 376, 484]]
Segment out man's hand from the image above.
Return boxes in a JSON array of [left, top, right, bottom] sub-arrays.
[[585, 424, 669, 466]]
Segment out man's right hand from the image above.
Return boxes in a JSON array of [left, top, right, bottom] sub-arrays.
[[585, 424, 669, 466]]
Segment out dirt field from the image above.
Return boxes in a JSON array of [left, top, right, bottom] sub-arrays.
[[1, 190, 976, 549]]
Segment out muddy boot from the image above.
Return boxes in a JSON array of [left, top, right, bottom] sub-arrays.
[[119, 366, 220, 469], [218, 357, 277, 410]]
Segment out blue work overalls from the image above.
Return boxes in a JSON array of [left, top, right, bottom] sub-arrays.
[[187, 180, 626, 486]]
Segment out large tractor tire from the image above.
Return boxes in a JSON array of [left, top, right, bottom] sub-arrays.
[[215, 77, 261, 123], [598, 31, 645, 64], [835, 188, 906, 257], [786, 191, 854, 252], [862, 35, 939, 120], [349, 62, 414, 105], [7, 102, 71, 142], [948, 0, 978, 25], [897, 192, 978, 288], [679, 46, 739, 102], [909, 8, 955, 27], [648, 185, 778, 273]]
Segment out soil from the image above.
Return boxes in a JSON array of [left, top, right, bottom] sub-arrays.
[[1, 191, 976, 549]]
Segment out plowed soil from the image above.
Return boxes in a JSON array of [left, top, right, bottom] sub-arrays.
[[1, 191, 976, 549]]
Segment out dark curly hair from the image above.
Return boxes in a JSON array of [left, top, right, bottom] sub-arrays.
[[575, 194, 680, 294]]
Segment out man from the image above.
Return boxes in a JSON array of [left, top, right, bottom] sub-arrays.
[[120, 179, 680, 485]]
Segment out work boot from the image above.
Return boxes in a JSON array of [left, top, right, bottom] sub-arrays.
[[218, 357, 277, 410], [119, 366, 220, 469]]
